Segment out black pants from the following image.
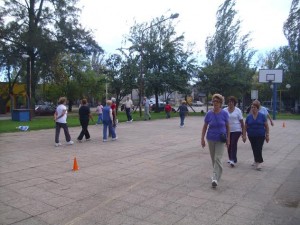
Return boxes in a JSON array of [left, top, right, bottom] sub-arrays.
[[227, 131, 241, 163], [248, 136, 265, 163], [125, 108, 132, 121], [55, 122, 71, 143], [77, 119, 90, 140]]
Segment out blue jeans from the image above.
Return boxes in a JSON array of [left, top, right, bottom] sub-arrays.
[[180, 114, 185, 126], [125, 108, 132, 121], [103, 121, 116, 140], [97, 113, 103, 124]]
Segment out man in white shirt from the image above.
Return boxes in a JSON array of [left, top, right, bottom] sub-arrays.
[[125, 96, 133, 122], [54, 97, 74, 147]]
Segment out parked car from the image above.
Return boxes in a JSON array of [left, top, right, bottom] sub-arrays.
[[35, 104, 56, 116], [192, 101, 204, 106]]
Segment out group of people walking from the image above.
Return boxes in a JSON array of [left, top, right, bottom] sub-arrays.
[[54, 94, 271, 189], [201, 94, 271, 188], [54, 97, 118, 146]]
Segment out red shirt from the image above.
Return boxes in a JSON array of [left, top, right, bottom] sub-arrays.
[[111, 103, 116, 120], [165, 104, 172, 112]]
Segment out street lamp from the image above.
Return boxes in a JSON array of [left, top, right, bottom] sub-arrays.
[[138, 13, 179, 116], [22, 54, 31, 109]]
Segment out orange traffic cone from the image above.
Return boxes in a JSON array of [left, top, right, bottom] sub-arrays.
[[283, 122, 286, 128], [72, 157, 79, 171]]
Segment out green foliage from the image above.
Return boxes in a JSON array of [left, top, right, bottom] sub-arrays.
[[198, 0, 256, 99], [283, 0, 300, 99], [0, 0, 103, 105]]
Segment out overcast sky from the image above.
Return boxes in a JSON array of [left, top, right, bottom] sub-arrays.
[[78, 0, 292, 58]]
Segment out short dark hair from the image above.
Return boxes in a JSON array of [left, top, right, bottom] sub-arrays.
[[227, 96, 237, 105]]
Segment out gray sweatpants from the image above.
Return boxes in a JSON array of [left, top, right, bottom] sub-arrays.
[[208, 141, 225, 182]]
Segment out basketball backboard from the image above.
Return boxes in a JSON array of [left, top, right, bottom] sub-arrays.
[[259, 69, 283, 83]]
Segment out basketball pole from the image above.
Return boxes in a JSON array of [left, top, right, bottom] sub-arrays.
[[272, 83, 277, 120]]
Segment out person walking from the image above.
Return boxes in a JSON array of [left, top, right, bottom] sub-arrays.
[[143, 96, 151, 120], [102, 100, 117, 142], [77, 99, 93, 142], [95, 101, 103, 125], [201, 94, 230, 188], [165, 101, 172, 119], [223, 96, 246, 167], [108, 97, 117, 137], [54, 97, 74, 147], [248, 99, 274, 126], [176, 100, 189, 127], [245, 100, 270, 170], [125, 96, 133, 122]]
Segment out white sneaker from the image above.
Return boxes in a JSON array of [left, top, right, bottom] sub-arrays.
[[67, 141, 74, 145], [112, 137, 118, 141], [256, 163, 262, 170], [251, 162, 256, 167], [130, 119, 133, 122], [229, 161, 235, 167], [55, 143, 62, 147], [212, 180, 218, 188], [86, 138, 91, 141], [103, 139, 107, 142]]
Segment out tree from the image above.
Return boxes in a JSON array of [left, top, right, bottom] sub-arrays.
[[127, 15, 197, 113], [0, 0, 102, 111], [105, 53, 138, 113], [283, 0, 300, 103], [198, 0, 255, 102]]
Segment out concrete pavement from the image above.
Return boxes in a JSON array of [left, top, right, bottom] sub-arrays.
[[0, 117, 299, 225]]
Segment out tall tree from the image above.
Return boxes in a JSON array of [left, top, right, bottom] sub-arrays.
[[0, 0, 102, 111], [198, 0, 255, 101], [283, 0, 300, 102], [127, 15, 197, 113]]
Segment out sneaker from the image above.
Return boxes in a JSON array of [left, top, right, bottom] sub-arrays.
[[55, 143, 62, 147], [130, 119, 133, 122], [212, 180, 218, 188], [251, 162, 256, 167], [103, 139, 107, 142], [112, 137, 118, 141], [256, 163, 262, 170], [77, 139, 82, 143], [227, 160, 231, 164], [66, 141, 74, 145], [230, 161, 235, 167], [86, 138, 91, 141]]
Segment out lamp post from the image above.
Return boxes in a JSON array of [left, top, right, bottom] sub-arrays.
[[138, 13, 179, 117], [22, 54, 31, 109]]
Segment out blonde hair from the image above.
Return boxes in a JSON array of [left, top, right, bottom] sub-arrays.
[[212, 94, 224, 104], [58, 97, 67, 104], [106, 100, 112, 106]]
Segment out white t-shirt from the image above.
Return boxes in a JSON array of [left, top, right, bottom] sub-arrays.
[[259, 106, 269, 117], [125, 99, 133, 108], [223, 107, 243, 132], [56, 104, 67, 123]]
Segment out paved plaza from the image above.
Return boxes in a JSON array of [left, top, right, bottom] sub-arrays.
[[0, 116, 299, 225]]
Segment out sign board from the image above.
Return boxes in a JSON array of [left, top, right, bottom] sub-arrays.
[[251, 90, 258, 100]]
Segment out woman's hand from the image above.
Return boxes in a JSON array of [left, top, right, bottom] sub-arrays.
[[242, 135, 247, 143], [266, 135, 270, 143], [201, 139, 205, 148]]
